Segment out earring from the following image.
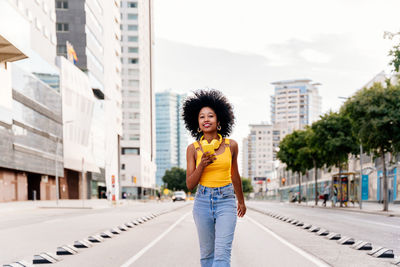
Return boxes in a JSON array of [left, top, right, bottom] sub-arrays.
[[217, 125, 221, 131], [197, 128, 202, 133]]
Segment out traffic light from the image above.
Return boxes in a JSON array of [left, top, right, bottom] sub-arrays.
[[267, 178, 271, 183], [132, 176, 137, 184], [281, 178, 286, 185]]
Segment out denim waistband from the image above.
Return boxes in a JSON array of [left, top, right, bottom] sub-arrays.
[[197, 183, 233, 195]]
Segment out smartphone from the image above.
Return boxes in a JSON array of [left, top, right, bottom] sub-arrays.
[[202, 143, 215, 155]]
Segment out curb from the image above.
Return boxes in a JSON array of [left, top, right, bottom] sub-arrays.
[[288, 202, 400, 217]]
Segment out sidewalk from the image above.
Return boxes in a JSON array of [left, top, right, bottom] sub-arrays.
[[0, 199, 153, 213], [289, 199, 400, 217]]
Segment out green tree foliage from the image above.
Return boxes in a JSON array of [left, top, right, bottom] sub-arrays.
[[162, 167, 192, 193], [277, 130, 309, 202], [304, 126, 326, 205], [241, 177, 253, 194], [309, 111, 359, 206], [342, 82, 400, 211], [389, 44, 400, 73]]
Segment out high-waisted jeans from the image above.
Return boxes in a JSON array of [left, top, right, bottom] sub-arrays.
[[193, 183, 237, 267]]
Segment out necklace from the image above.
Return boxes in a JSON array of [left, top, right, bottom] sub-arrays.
[[200, 134, 222, 154]]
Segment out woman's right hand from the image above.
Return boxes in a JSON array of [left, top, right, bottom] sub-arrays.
[[199, 152, 216, 169]]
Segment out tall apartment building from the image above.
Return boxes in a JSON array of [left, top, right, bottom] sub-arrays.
[[242, 124, 275, 192], [270, 79, 322, 159], [120, 0, 156, 198], [155, 91, 188, 187], [0, 0, 63, 201], [56, 0, 122, 199]]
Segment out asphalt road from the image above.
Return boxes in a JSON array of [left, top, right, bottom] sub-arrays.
[[247, 201, 400, 257], [1, 200, 397, 266]]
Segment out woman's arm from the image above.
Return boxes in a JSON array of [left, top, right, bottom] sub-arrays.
[[230, 139, 246, 217], [186, 144, 215, 190]]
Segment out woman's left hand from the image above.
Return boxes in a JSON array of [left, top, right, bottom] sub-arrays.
[[237, 202, 246, 217]]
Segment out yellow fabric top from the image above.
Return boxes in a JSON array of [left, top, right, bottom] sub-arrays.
[[194, 138, 232, 188]]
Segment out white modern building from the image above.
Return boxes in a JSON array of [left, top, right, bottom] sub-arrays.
[[56, 0, 122, 200], [120, 0, 156, 199], [270, 79, 322, 133], [242, 124, 276, 193], [0, 0, 62, 201]]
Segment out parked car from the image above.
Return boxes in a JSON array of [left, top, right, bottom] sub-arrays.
[[172, 191, 187, 202]]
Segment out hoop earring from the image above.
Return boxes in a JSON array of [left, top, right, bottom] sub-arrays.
[[197, 128, 202, 133], [217, 125, 221, 131]]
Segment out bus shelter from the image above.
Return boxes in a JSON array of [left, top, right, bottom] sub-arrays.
[[331, 172, 360, 206]]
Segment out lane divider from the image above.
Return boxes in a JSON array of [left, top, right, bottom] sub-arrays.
[[248, 205, 396, 260]]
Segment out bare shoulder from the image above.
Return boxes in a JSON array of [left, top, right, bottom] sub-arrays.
[[186, 143, 195, 153], [229, 139, 238, 148]]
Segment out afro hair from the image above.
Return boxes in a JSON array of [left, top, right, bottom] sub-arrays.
[[182, 89, 235, 140]]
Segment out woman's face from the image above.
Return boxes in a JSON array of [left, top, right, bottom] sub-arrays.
[[198, 106, 218, 134]]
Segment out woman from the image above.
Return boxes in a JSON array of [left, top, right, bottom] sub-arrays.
[[183, 89, 246, 267]]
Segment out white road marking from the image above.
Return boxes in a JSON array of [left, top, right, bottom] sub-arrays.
[[247, 215, 331, 267], [120, 211, 191, 267]]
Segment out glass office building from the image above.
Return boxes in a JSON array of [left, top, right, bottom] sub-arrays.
[[155, 91, 188, 187]]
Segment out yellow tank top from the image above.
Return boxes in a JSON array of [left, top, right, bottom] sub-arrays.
[[194, 138, 232, 188]]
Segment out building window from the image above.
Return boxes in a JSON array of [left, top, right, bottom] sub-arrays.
[[128, 2, 137, 8], [128, 47, 138, 53], [56, 0, 68, 9], [128, 58, 138, 64], [122, 148, 140, 155], [127, 14, 138, 20], [129, 134, 140, 140], [128, 36, 138, 42], [128, 25, 138, 31], [121, 164, 125, 170], [56, 23, 69, 32]]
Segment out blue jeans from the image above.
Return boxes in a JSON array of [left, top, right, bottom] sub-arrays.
[[193, 183, 237, 267]]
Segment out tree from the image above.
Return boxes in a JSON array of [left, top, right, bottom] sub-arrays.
[[277, 130, 309, 203], [162, 167, 192, 193], [241, 178, 253, 194], [303, 126, 325, 205], [342, 82, 400, 211], [309, 111, 359, 206]]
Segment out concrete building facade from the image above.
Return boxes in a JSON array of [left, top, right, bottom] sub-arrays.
[[120, 0, 156, 199], [56, 0, 123, 200], [0, 0, 62, 202]]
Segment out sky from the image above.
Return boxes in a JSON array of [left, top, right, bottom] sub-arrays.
[[153, 0, 400, 146]]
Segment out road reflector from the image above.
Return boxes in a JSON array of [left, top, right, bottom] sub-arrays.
[[132, 220, 140, 225], [33, 252, 61, 264], [295, 222, 304, 227], [309, 226, 320, 233], [88, 235, 104, 243], [110, 228, 122, 234], [316, 229, 329, 236], [291, 220, 299, 225], [302, 224, 312, 230], [351, 241, 372, 250], [57, 245, 78, 255], [100, 231, 114, 238], [125, 222, 134, 228], [337, 236, 355, 245], [74, 240, 93, 248], [3, 260, 32, 267], [325, 233, 341, 240], [118, 225, 128, 231], [367, 247, 394, 258]]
